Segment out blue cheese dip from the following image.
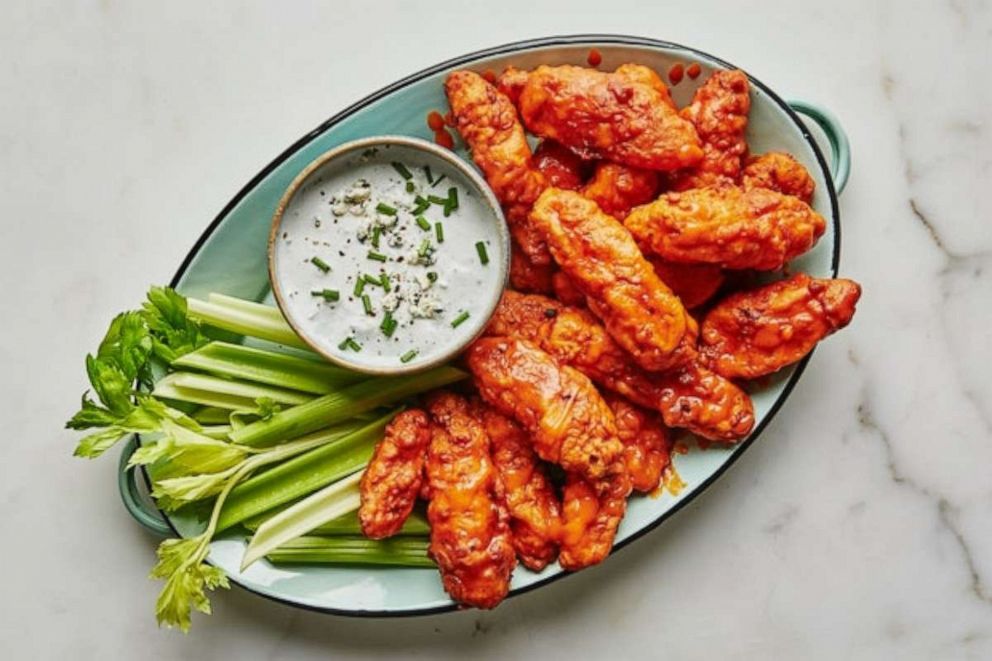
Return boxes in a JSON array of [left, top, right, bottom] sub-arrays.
[[270, 140, 507, 372]]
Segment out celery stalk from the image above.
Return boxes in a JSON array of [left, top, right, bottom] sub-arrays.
[[242, 507, 430, 536], [186, 297, 307, 349], [152, 372, 313, 410], [173, 342, 362, 393], [192, 406, 233, 424], [265, 536, 434, 568], [240, 470, 364, 570], [216, 412, 394, 532], [230, 365, 466, 448]]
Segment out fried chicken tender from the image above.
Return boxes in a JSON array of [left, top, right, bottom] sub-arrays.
[[604, 394, 671, 493], [359, 409, 432, 539], [486, 291, 754, 442], [496, 66, 529, 104], [559, 469, 631, 570], [510, 239, 555, 294], [533, 140, 588, 190], [701, 273, 862, 379], [671, 70, 751, 190], [516, 65, 703, 171], [647, 256, 726, 309], [551, 270, 586, 306], [473, 401, 561, 571], [467, 337, 623, 481], [743, 151, 816, 203], [445, 70, 550, 264], [425, 391, 515, 609], [581, 162, 660, 219], [530, 188, 697, 371], [625, 185, 827, 271]]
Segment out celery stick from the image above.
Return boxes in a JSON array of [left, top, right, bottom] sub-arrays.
[[173, 342, 362, 393], [265, 536, 434, 568], [200, 424, 233, 439], [192, 406, 233, 424], [230, 365, 466, 448], [241, 471, 364, 569], [152, 372, 313, 410], [208, 293, 286, 323], [187, 297, 307, 349], [242, 507, 430, 536], [216, 412, 393, 531]]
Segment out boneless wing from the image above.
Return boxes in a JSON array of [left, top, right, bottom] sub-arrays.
[[647, 256, 726, 310], [473, 400, 561, 571], [743, 151, 816, 203], [559, 469, 631, 570], [467, 337, 623, 481], [425, 391, 515, 609], [359, 409, 432, 539], [533, 139, 588, 190], [516, 64, 703, 171], [530, 188, 697, 371], [671, 70, 751, 190], [581, 162, 660, 220], [701, 273, 862, 379], [604, 394, 671, 493], [625, 185, 827, 271]]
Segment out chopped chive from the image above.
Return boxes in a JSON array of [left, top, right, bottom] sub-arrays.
[[338, 337, 361, 352], [475, 241, 489, 265], [405, 181, 415, 193], [337, 337, 350, 350], [311, 256, 331, 273], [311, 289, 340, 302], [427, 194, 447, 206], [400, 350, 418, 363], [371, 226, 382, 248], [418, 239, 432, 258], [451, 311, 470, 328], [435, 222, 444, 243], [423, 165, 434, 184], [361, 295, 374, 316], [376, 202, 397, 216], [426, 271, 438, 283], [412, 195, 431, 215], [391, 162, 413, 180], [430, 174, 447, 188], [380, 273, 391, 292], [367, 251, 388, 262], [380, 312, 397, 336], [415, 216, 431, 231], [353, 277, 365, 297], [447, 186, 459, 209], [414, 195, 429, 206]]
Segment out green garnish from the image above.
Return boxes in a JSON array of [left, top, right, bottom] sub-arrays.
[[311, 289, 340, 302], [426, 271, 438, 283], [450, 311, 470, 328], [405, 181, 415, 193], [338, 337, 361, 351], [353, 277, 365, 297], [380, 312, 397, 337], [371, 226, 382, 249], [380, 273, 391, 292], [443, 187, 459, 216], [435, 222, 444, 243], [415, 216, 431, 231], [423, 165, 434, 184], [311, 256, 331, 273], [391, 162, 412, 180], [418, 239, 432, 258], [361, 295, 373, 316], [400, 350, 418, 363], [430, 174, 447, 188], [375, 202, 397, 216], [363, 273, 382, 287], [475, 241, 489, 265], [427, 194, 447, 206], [367, 251, 387, 263]]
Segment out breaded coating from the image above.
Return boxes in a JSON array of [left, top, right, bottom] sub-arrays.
[[496, 66, 529, 104], [559, 469, 631, 570], [603, 394, 671, 493], [581, 162, 660, 219], [486, 291, 754, 442], [467, 337, 623, 482], [516, 64, 703, 171], [359, 409, 433, 539], [671, 70, 751, 190], [530, 188, 697, 371], [533, 139, 588, 190], [625, 185, 827, 271], [701, 273, 862, 379], [551, 270, 586, 307], [615, 64, 677, 107], [474, 400, 561, 571], [647, 256, 726, 309], [509, 239, 556, 294], [743, 151, 816, 203], [445, 70, 550, 264], [425, 391, 516, 609]]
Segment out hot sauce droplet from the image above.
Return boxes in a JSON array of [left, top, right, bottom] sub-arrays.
[[427, 111, 445, 132], [686, 62, 702, 79], [443, 110, 456, 127], [668, 63, 684, 85], [587, 48, 602, 67], [434, 129, 454, 149]]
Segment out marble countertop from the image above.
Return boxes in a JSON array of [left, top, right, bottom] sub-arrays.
[[2, 0, 989, 658]]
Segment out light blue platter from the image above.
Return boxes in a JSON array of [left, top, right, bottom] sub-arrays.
[[124, 35, 850, 616]]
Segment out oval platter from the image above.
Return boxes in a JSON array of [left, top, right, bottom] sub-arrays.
[[161, 34, 842, 616]]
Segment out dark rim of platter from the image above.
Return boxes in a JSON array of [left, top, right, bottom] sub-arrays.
[[142, 33, 842, 619]]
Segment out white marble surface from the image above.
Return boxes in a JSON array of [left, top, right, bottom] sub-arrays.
[[1, 0, 989, 658]]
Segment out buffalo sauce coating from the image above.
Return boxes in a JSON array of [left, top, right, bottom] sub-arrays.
[[473, 400, 562, 571], [359, 409, 433, 539], [701, 273, 862, 379], [603, 394, 671, 493], [425, 391, 515, 609], [559, 467, 631, 570], [742, 151, 816, 203]]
